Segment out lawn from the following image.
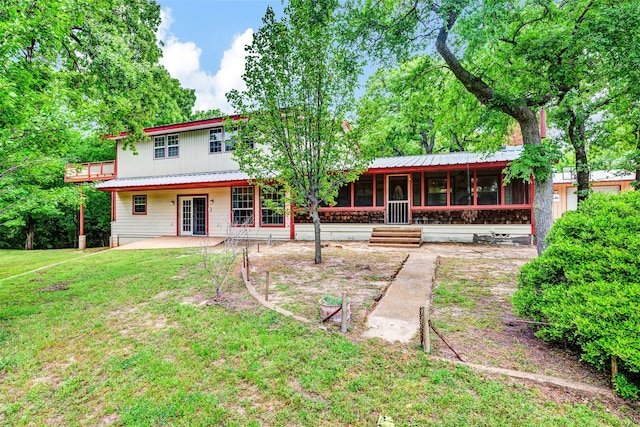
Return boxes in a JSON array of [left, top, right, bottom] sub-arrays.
[[0, 247, 636, 426], [0, 248, 105, 279]]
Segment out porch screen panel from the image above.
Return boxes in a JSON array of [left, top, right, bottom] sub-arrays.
[[335, 184, 351, 207], [425, 173, 447, 206], [354, 175, 373, 207], [412, 173, 422, 206], [506, 178, 530, 204], [477, 169, 501, 205], [375, 175, 384, 207], [451, 170, 474, 206], [232, 186, 254, 225]]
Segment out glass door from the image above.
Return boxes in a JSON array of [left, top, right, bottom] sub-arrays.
[[180, 196, 207, 236]]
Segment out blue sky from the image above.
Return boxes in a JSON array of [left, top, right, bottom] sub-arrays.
[[156, 0, 284, 113]]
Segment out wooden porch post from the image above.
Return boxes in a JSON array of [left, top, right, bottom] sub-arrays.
[[79, 188, 86, 250]]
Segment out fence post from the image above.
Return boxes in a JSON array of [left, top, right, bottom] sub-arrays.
[[340, 292, 348, 333], [420, 306, 430, 354]]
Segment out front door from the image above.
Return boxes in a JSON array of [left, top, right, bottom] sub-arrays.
[[387, 175, 410, 224], [179, 196, 207, 236]]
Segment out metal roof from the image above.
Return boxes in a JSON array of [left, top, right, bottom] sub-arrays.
[[553, 170, 635, 184], [95, 170, 250, 190], [369, 145, 523, 169], [96, 146, 524, 190]]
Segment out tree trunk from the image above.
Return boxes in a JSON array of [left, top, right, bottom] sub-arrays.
[[25, 217, 35, 250], [520, 112, 553, 254], [436, 17, 552, 253], [309, 202, 322, 264], [569, 110, 590, 204], [420, 131, 435, 154], [575, 144, 590, 204]]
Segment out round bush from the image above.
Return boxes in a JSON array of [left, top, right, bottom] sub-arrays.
[[513, 191, 640, 378]]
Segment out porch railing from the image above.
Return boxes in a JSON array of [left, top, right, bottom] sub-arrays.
[[64, 161, 116, 182], [387, 200, 410, 224]]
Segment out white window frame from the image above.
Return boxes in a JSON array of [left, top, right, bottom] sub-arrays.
[[133, 195, 147, 215], [167, 134, 179, 158], [154, 134, 179, 159], [261, 187, 284, 226], [209, 128, 223, 153], [232, 186, 254, 226], [154, 136, 166, 159]]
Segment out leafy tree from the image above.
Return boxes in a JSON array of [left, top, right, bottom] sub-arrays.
[[358, 55, 512, 156], [228, 0, 369, 264], [190, 109, 225, 122], [352, 0, 637, 253], [513, 191, 640, 396], [0, 0, 194, 248]]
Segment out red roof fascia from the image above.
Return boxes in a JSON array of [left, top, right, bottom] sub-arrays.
[[366, 161, 511, 175], [106, 115, 246, 140], [96, 179, 251, 193]]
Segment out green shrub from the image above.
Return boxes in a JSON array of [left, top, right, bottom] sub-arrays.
[[513, 191, 640, 397], [614, 373, 640, 400]]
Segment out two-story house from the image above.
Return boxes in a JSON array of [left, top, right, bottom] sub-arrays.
[[80, 115, 534, 247]]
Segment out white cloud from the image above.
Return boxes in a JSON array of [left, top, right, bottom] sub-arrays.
[[157, 7, 252, 114]]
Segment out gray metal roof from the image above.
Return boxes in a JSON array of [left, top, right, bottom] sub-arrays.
[[369, 145, 523, 169], [96, 146, 524, 190], [553, 170, 635, 184], [95, 170, 250, 190]]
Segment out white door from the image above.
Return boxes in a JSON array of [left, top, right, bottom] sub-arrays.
[[566, 185, 620, 211], [179, 197, 207, 236]]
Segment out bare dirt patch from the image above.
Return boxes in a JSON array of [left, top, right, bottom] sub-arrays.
[[36, 282, 69, 293], [429, 249, 608, 387], [245, 241, 407, 328]]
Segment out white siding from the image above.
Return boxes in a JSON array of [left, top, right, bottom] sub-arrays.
[[111, 187, 292, 245], [117, 129, 241, 178]]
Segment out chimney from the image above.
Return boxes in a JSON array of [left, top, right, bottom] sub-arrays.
[[539, 108, 547, 138]]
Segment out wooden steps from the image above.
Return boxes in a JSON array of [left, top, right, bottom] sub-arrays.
[[369, 227, 422, 248]]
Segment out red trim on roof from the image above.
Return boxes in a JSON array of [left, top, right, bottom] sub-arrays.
[[97, 179, 251, 192], [367, 161, 511, 175], [107, 115, 245, 139]]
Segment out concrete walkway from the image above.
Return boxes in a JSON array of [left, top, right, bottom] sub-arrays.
[[363, 251, 437, 343], [112, 236, 224, 250]]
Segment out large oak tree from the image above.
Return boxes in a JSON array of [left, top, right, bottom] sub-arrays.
[[353, 0, 637, 253]]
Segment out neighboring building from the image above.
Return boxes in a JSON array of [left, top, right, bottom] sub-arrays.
[[66, 117, 536, 246], [552, 170, 635, 220]]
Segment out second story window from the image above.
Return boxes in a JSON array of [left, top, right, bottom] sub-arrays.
[[167, 134, 179, 157], [209, 128, 222, 153], [154, 134, 179, 159], [225, 127, 238, 152], [154, 136, 165, 159]]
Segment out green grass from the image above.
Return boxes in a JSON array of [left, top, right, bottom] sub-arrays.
[[0, 248, 105, 279], [0, 249, 636, 425]]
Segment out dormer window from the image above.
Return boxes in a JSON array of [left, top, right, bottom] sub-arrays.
[[154, 134, 179, 159]]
